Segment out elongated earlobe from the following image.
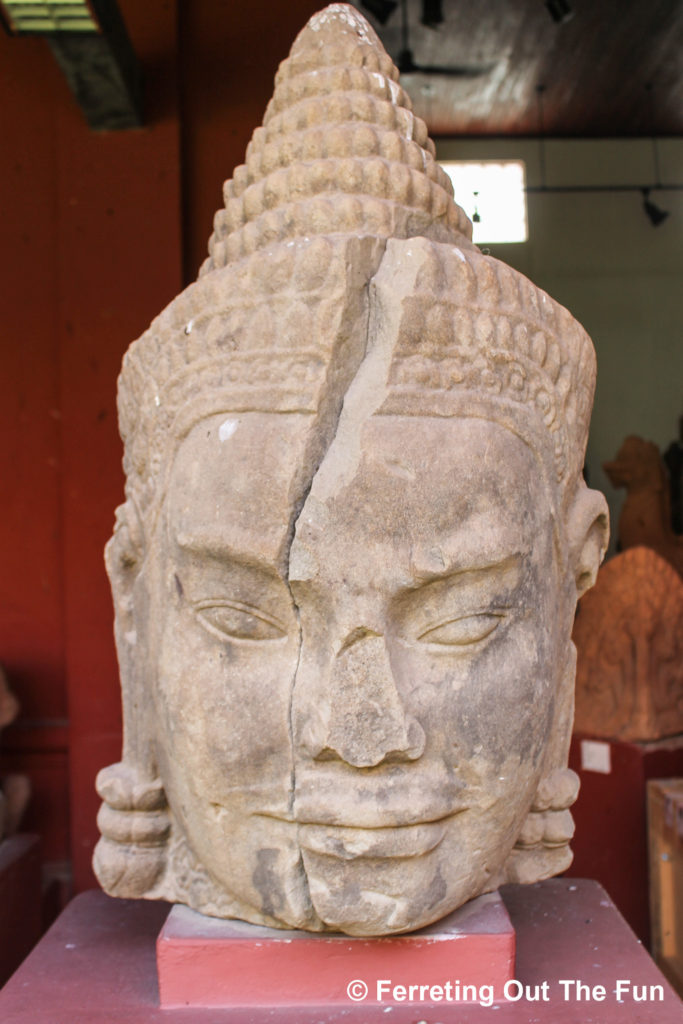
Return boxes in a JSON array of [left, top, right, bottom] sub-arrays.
[[501, 646, 581, 886], [566, 483, 609, 597], [93, 762, 169, 897], [96, 504, 168, 899]]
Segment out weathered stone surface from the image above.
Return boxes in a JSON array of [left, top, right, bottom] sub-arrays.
[[574, 546, 683, 742], [94, 4, 608, 935]]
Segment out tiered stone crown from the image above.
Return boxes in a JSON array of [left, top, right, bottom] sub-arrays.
[[378, 238, 595, 487], [116, 3, 596, 528], [200, 3, 472, 274]]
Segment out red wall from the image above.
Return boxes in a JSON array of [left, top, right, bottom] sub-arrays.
[[0, 0, 326, 895], [0, 0, 182, 891], [179, 1, 322, 278], [1, 26, 67, 870]]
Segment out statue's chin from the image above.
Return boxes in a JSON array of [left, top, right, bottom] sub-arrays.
[[300, 847, 475, 936]]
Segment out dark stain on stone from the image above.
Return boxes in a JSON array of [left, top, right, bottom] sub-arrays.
[[425, 864, 447, 910], [174, 573, 184, 598], [252, 848, 285, 918]]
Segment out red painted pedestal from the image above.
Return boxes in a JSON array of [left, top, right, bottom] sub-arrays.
[[0, 880, 681, 1022], [568, 732, 683, 944], [157, 892, 515, 1008], [0, 834, 42, 986]]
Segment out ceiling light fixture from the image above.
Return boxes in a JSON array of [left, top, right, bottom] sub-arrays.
[[642, 83, 670, 227], [642, 188, 670, 227], [544, 0, 574, 24], [421, 0, 444, 29], [361, 0, 397, 25]]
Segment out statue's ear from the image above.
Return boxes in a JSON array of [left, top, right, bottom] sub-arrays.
[[105, 502, 145, 697], [566, 483, 609, 598]]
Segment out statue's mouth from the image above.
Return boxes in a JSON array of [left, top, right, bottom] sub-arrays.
[[248, 767, 470, 860], [253, 798, 468, 860], [290, 767, 468, 830], [296, 813, 464, 860]]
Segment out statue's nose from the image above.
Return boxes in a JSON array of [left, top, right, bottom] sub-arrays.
[[301, 632, 425, 768]]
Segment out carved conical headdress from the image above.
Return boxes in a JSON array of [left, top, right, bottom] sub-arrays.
[[116, 3, 595, 527], [201, 4, 472, 274], [117, 5, 475, 524]]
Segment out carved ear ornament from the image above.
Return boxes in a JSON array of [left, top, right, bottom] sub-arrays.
[[92, 762, 169, 898], [503, 768, 580, 885]]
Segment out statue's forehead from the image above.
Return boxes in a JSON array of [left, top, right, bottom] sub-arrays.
[[365, 412, 535, 466], [164, 411, 313, 568], [162, 410, 549, 576], [308, 414, 542, 507], [293, 415, 548, 574]]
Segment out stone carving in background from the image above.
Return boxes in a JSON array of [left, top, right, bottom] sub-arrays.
[[604, 434, 683, 577], [663, 415, 683, 535], [0, 667, 30, 839], [574, 546, 683, 742], [93, 4, 608, 935]]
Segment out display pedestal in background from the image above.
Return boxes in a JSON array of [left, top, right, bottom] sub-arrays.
[[568, 732, 683, 946], [0, 834, 41, 987], [647, 778, 683, 996], [0, 881, 681, 1022]]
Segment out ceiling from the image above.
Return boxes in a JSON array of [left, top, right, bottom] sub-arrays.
[[351, 0, 683, 138]]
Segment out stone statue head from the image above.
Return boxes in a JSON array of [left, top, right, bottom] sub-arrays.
[[94, 4, 608, 935]]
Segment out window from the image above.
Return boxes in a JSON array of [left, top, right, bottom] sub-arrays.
[[439, 160, 528, 244]]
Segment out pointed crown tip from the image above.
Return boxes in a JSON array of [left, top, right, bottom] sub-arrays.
[[300, 4, 380, 47], [202, 3, 472, 273]]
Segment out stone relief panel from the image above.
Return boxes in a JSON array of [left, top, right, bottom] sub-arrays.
[[574, 546, 683, 743]]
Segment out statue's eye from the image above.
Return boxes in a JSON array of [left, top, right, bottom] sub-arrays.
[[195, 600, 286, 642], [418, 613, 503, 646]]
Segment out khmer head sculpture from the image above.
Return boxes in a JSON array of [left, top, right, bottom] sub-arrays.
[[94, 4, 609, 936]]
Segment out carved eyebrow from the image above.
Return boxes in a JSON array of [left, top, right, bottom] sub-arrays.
[[407, 551, 523, 586], [174, 531, 285, 578]]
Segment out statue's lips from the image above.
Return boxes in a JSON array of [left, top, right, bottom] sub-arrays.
[[297, 816, 460, 860], [292, 770, 467, 828]]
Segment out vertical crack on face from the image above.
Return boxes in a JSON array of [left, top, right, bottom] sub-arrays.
[[280, 238, 430, 929], [284, 597, 314, 921], [280, 237, 389, 925]]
